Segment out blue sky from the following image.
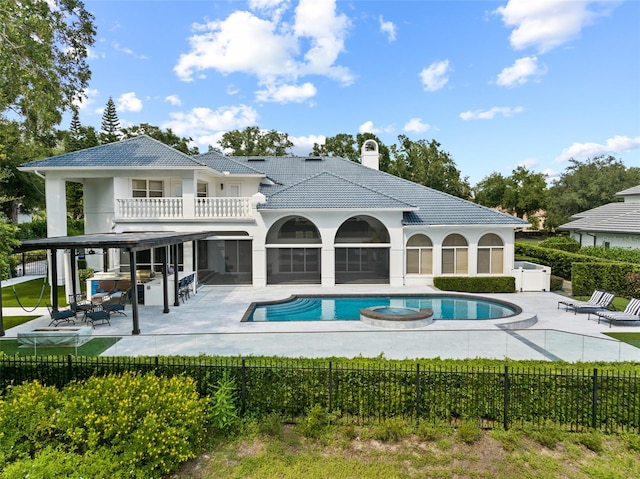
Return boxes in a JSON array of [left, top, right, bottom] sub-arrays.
[[75, 0, 640, 185]]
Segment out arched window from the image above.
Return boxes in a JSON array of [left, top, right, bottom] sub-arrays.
[[406, 234, 433, 275], [477, 233, 504, 274], [335, 216, 390, 284], [442, 234, 468, 274]]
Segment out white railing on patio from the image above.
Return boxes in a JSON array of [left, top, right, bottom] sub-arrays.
[[195, 197, 252, 218], [117, 197, 253, 219], [118, 198, 183, 219]]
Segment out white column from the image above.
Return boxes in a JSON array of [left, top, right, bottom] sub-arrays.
[[182, 176, 196, 218], [46, 176, 68, 286]]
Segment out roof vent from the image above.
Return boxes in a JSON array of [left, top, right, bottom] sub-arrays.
[[305, 157, 323, 161], [248, 158, 265, 162]]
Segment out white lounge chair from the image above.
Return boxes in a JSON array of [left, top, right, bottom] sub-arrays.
[[560, 290, 615, 314], [590, 298, 640, 327], [558, 289, 605, 311]]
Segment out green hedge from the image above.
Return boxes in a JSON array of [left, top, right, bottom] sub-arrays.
[[515, 243, 606, 279], [572, 262, 640, 297], [579, 246, 640, 264], [538, 236, 580, 253], [434, 276, 515, 293]]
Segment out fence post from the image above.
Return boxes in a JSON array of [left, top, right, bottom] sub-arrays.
[[414, 364, 420, 426], [328, 361, 333, 413], [241, 358, 247, 416], [592, 368, 598, 430], [67, 354, 73, 384], [503, 365, 509, 431]]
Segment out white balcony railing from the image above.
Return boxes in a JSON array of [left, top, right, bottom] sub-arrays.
[[117, 197, 252, 220], [195, 197, 251, 218]]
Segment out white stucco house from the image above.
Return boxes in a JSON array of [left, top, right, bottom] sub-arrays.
[[19, 135, 528, 290], [558, 185, 640, 249]]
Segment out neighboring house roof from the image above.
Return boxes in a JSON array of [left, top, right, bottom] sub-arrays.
[[202, 155, 527, 227], [19, 135, 205, 169], [558, 185, 640, 235], [558, 202, 640, 234]]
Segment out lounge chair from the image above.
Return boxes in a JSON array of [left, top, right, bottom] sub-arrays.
[[46, 303, 76, 326], [85, 305, 111, 328], [560, 290, 615, 314], [558, 289, 605, 311], [102, 292, 127, 316], [590, 298, 640, 327]]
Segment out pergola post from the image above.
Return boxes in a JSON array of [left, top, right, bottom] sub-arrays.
[[129, 250, 140, 335], [172, 244, 180, 307], [162, 246, 169, 314]]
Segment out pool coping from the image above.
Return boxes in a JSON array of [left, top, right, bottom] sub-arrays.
[[240, 292, 524, 323]]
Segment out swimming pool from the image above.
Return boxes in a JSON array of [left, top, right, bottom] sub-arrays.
[[243, 295, 520, 322]]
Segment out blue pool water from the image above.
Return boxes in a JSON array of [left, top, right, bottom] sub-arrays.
[[246, 295, 518, 322]]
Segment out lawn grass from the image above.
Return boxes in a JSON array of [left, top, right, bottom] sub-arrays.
[[175, 421, 640, 479], [0, 337, 121, 357], [604, 333, 640, 349], [1, 315, 40, 330], [2, 278, 67, 307]]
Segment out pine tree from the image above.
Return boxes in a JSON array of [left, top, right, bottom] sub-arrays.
[[67, 109, 83, 152], [100, 97, 121, 143]]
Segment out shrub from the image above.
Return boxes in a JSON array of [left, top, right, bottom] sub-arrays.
[[550, 275, 564, 291], [539, 236, 580, 253], [625, 272, 640, 298], [575, 432, 603, 453], [56, 372, 208, 477], [434, 276, 515, 293], [580, 246, 640, 264], [0, 381, 61, 465], [456, 420, 481, 444], [258, 414, 284, 437], [209, 373, 239, 433], [78, 267, 94, 284], [298, 405, 332, 439], [572, 262, 640, 297], [370, 417, 410, 442]]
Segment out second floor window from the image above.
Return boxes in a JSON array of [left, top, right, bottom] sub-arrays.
[[133, 179, 163, 198]]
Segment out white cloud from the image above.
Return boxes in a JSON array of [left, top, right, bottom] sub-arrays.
[[419, 60, 450, 92], [517, 158, 539, 169], [226, 84, 240, 95], [113, 42, 147, 60], [358, 121, 380, 134], [403, 118, 430, 133], [73, 88, 99, 110], [117, 92, 143, 112], [496, 56, 545, 87], [255, 82, 317, 103], [174, 0, 352, 102], [555, 135, 640, 162], [162, 104, 259, 144], [289, 134, 326, 156], [494, 0, 616, 53], [459, 106, 524, 120], [379, 15, 396, 42], [164, 95, 182, 106]]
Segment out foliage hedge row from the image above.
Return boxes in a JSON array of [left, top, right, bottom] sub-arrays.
[[515, 243, 640, 296], [2, 356, 639, 434], [0, 372, 209, 478], [572, 262, 640, 297], [580, 246, 640, 264], [538, 236, 580, 253], [434, 276, 515, 293]]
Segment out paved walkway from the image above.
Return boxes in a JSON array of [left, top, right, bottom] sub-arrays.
[[3, 283, 640, 361]]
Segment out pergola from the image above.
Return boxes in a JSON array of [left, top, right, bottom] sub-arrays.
[[1, 231, 214, 336]]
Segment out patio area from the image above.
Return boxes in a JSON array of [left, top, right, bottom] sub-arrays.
[[3, 282, 640, 361]]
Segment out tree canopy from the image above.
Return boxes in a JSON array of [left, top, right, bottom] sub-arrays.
[[474, 166, 548, 221], [311, 132, 392, 171], [0, 0, 96, 137], [100, 97, 121, 144], [121, 123, 199, 155], [388, 136, 471, 199], [545, 155, 640, 229], [218, 126, 293, 156]]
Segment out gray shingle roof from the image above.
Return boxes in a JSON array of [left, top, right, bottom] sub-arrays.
[[197, 151, 266, 176], [615, 185, 640, 197], [19, 135, 204, 169], [260, 171, 417, 210], [203, 155, 527, 226], [558, 202, 640, 234]]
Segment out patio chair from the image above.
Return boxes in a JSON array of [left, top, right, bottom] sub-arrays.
[[69, 293, 94, 320], [46, 303, 76, 326], [102, 292, 127, 316], [589, 298, 640, 327], [558, 289, 605, 311], [561, 290, 615, 314], [85, 305, 111, 328]]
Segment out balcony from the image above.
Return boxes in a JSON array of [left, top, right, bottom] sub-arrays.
[[117, 197, 253, 220]]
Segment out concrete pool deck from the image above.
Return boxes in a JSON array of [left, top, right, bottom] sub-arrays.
[[3, 283, 640, 361]]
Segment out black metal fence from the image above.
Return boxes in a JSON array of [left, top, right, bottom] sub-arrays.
[[10, 250, 48, 277], [1, 355, 638, 433]]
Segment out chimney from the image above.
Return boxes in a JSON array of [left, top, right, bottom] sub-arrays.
[[361, 139, 379, 170]]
